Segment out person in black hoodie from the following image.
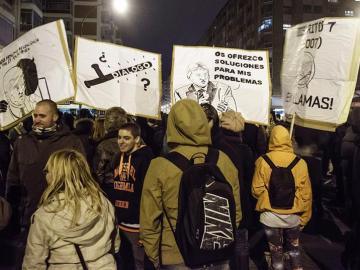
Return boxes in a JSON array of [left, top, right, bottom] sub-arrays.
[[201, 104, 254, 270], [110, 122, 153, 270]]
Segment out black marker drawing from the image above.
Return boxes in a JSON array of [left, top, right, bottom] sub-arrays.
[[84, 61, 153, 88], [286, 52, 315, 106], [297, 52, 315, 88], [174, 62, 237, 112], [0, 58, 50, 121], [141, 78, 150, 91], [99, 52, 107, 62]]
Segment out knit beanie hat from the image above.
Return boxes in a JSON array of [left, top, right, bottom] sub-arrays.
[[220, 111, 245, 132]]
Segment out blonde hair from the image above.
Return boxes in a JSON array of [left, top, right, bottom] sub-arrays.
[[92, 118, 105, 141], [40, 149, 104, 225]]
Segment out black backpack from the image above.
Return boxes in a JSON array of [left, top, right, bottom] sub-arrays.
[[262, 155, 300, 210], [164, 148, 236, 268]]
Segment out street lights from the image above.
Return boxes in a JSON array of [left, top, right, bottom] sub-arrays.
[[113, 0, 128, 15], [80, 0, 127, 37]]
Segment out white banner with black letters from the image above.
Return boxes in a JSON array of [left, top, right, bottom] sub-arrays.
[[171, 45, 271, 126], [74, 37, 162, 119], [0, 20, 74, 130], [282, 17, 360, 131]]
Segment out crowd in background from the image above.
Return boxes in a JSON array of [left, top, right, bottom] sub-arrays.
[[0, 97, 359, 270]]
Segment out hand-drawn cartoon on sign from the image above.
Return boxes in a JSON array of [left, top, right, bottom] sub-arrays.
[[172, 46, 271, 125], [297, 52, 315, 89], [0, 58, 50, 120], [0, 20, 75, 130], [75, 37, 162, 119], [174, 62, 237, 112], [282, 18, 360, 131]]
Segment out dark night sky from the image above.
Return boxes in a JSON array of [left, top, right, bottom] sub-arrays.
[[115, 0, 229, 79]]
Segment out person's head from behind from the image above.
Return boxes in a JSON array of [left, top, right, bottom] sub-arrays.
[[187, 62, 210, 89], [41, 149, 103, 225], [118, 122, 141, 154], [104, 106, 127, 134], [32, 99, 59, 129], [92, 117, 105, 141], [350, 107, 360, 134], [167, 99, 211, 147]]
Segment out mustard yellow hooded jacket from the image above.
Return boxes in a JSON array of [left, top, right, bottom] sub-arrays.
[[140, 99, 241, 266], [252, 125, 312, 226]]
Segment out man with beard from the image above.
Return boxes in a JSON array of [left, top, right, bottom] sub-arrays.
[[6, 99, 85, 269]]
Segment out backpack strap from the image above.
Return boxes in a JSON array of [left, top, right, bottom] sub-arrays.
[[262, 154, 300, 170], [287, 156, 301, 170], [74, 244, 88, 270], [261, 154, 277, 170], [165, 151, 190, 172], [206, 148, 220, 164]]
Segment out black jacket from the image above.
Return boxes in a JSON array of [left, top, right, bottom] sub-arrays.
[[93, 130, 119, 186], [6, 125, 85, 227], [212, 128, 255, 229], [109, 146, 153, 229], [0, 132, 11, 196]]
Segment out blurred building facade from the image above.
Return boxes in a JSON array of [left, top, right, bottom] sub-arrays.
[[0, 0, 122, 51], [0, 0, 17, 49], [199, 0, 360, 96]]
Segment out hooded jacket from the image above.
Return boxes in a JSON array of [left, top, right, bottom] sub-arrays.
[[140, 99, 241, 266], [6, 125, 85, 227], [110, 146, 154, 231], [22, 193, 120, 270], [252, 125, 312, 226]]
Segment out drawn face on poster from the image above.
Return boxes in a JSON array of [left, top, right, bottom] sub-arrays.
[[0, 58, 50, 120], [3, 66, 26, 108], [188, 64, 210, 89], [174, 62, 237, 113], [297, 52, 315, 88]]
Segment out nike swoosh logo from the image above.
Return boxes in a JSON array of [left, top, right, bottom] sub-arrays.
[[205, 181, 215, 188]]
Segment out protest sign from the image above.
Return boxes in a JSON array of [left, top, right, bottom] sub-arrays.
[[0, 20, 74, 130], [171, 45, 271, 125], [282, 17, 360, 131], [74, 37, 162, 119]]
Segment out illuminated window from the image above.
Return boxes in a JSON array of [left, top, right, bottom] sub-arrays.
[[258, 18, 272, 32], [328, 0, 338, 2], [345, 10, 354, 16], [283, 24, 291, 29]]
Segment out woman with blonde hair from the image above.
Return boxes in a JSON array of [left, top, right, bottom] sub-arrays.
[[23, 149, 120, 270], [92, 117, 106, 142]]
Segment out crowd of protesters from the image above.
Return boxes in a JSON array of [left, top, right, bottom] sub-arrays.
[[0, 97, 359, 270]]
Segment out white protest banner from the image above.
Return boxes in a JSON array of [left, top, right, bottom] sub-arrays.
[[282, 18, 360, 131], [74, 37, 162, 119], [171, 45, 271, 125], [0, 20, 74, 130]]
